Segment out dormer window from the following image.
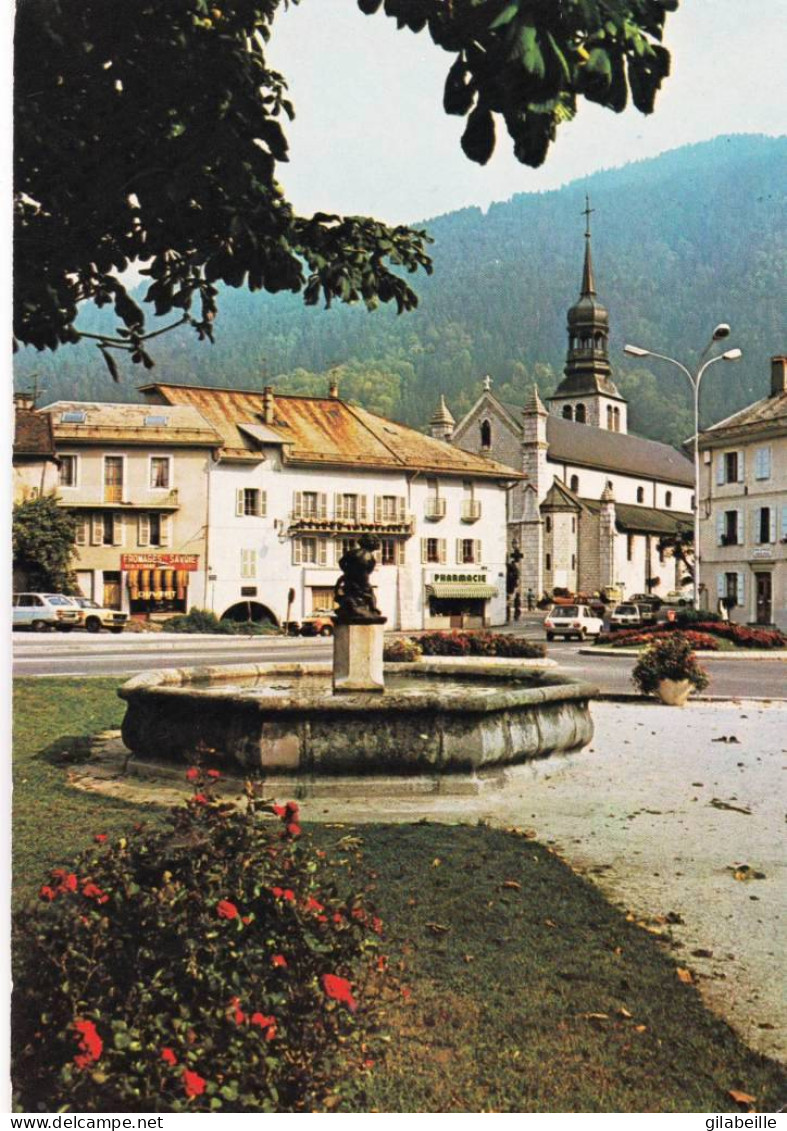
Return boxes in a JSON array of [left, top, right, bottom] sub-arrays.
[[61, 410, 86, 424], [480, 420, 491, 450]]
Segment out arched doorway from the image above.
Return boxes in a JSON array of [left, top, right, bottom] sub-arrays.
[[221, 601, 279, 628]]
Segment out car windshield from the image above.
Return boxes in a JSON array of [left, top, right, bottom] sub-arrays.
[[78, 599, 99, 608], [46, 595, 72, 606], [615, 606, 637, 615], [553, 606, 579, 617]]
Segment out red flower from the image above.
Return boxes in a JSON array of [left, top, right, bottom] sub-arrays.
[[52, 869, 78, 893], [185, 767, 200, 782], [377, 955, 388, 972], [304, 896, 324, 914], [217, 899, 238, 920], [94, 833, 108, 843], [332, 912, 343, 924], [229, 996, 246, 1025], [271, 887, 295, 902], [182, 1068, 207, 1098], [351, 907, 366, 922], [285, 800, 300, 819], [250, 1012, 277, 1039], [191, 793, 209, 805], [271, 954, 287, 968], [321, 973, 357, 1012], [39, 885, 57, 901], [206, 768, 221, 779], [242, 915, 252, 926], [81, 882, 109, 904], [371, 917, 383, 935], [161, 1047, 178, 1067], [73, 1018, 103, 1069], [286, 823, 302, 838], [272, 804, 287, 818], [317, 914, 328, 923]]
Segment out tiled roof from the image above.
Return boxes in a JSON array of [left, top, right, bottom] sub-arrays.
[[581, 497, 693, 536], [700, 392, 787, 442], [499, 398, 693, 485], [141, 383, 524, 478], [39, 401, 223, 446], [14, 408, 56, 458]]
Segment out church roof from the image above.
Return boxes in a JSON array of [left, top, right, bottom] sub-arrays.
[[498, 400, 693, 485], [581, 497, 693, 536]]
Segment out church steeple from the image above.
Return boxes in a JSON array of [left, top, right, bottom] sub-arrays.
[[547, 197, 628, 432]]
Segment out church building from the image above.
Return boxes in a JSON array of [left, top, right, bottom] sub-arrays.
[[438, 204, 695, 604]]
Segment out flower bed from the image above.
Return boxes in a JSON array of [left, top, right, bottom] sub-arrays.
[[596, 620, 786, 651], [12, 773, 386, 1113], [409, 631, 545, 659]]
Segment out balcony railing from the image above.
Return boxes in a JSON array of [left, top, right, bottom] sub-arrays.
[[424, 498, 446, 521], [288, 510, 414, 535], [461, 499, 481, 523], [104, 485, 124, 504]]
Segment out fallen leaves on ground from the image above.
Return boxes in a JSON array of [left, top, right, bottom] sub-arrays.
[[676, 967, 694, 984], [728, 1089, 757, 1108], [425, 922, 451, 935], [728, 864, 766, 882], [710, 799, 752, 815]]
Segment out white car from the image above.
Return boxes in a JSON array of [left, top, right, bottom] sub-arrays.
[[544, 604, 604, 641], [68, 596, 128, 634], [609, 603, 643, 629], [12, 593, 82, 632]]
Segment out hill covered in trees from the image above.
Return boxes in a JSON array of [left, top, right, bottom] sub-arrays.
[[15, 134, 786, 448]]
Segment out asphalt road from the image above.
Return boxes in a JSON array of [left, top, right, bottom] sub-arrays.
[[12, 629, 787, 697]]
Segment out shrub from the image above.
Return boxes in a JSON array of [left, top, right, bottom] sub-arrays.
[[12, 774, 386, 1113], [162, 608, 273, 636], [416, 631, 545, 659], [675, 608, 723, 626], [631, 633, 709, 696], [597, 619, 786, 651], [383, 638, 423, 663], [596, 629, 719, 651]]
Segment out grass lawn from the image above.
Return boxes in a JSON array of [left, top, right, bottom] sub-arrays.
[[12, 678, 787, 1113]]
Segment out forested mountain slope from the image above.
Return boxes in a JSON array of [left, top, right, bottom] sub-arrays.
[[16, 135, 786, 449]]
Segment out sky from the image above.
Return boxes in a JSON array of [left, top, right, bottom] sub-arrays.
[[267, 0, 787, 224]]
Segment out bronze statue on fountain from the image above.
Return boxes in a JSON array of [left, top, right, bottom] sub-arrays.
[[334, 534, 386, 625]]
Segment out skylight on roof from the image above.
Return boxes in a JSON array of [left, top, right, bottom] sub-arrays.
[[61, 411, 87, 424], [144, 414, 169, 426]]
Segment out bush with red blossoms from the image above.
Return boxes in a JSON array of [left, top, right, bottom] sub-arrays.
[[392, 630, 545, 659], [12, 771, 387, 1113]]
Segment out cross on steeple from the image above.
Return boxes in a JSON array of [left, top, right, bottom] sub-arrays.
[[582, 193, 594, 239]]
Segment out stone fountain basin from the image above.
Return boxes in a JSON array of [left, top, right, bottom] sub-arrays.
[[119, 661, 597, 775]]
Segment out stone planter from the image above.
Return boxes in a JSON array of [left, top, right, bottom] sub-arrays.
[[657, 678, 694, 706]]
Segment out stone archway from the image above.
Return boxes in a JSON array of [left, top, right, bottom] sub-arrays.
[[221, 601, 279, 628]]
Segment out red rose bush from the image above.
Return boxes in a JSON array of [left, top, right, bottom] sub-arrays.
[[12, 772, 386, 1113]]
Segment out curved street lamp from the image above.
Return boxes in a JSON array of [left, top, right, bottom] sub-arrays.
[[623, 327, 742, 611]]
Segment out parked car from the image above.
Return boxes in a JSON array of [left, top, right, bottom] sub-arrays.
[[544, 604, 604, 641], [299, 611, 335, 637], [629, 593, 663, 611], [12, 593, 82, 632], [663, 589, 692, 607], [609, 604, 643, 630], [67, 596, 128, 634]]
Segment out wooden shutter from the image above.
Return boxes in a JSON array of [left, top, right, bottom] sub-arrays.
[[293, 491, 302, 518], [334, 493, 343, 520], [160, 514, 170, 547], [259, 491, 267, 518], [763, 447, 772, 479], [455, 538, 462, 564], [318, 539, 327, 566], [112, 513, 123, 546], [236, 489, 245, 516], [397, 497, 406, 523], [319, 492, 328, 519], [735, 508, 744, 544], [292, 539, 302, 565], [397, 541, 406, 566], [138, 513, 150, 547], [374, 495, 382, 522], [439, 539, 447, 564], [736, 572, 745, 607], [420, 539, 427, 564], [75, 517, 87, 547], [717, 574, 725, 599], [737, 451, 745, 483], [716, 512, 725, 545], [91, 513, 103, 546], [782, 504, 787, 541], [358, 495, 367, 522], [769, 508, 776, 544], [475, 539, 482, 563], [716, 455, 725, 486], [753, 508, 761, 544]]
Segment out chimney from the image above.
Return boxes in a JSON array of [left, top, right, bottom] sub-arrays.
[[262, 385, 275, 425], [14, 392, 35, 410], [770, 355, 787, 396], [328, 378, 339, 399]]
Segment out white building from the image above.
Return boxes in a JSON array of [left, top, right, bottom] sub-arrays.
[[698, 355, 787, 630], [139, 381, 521, 630], [442, 215, 694, 602]]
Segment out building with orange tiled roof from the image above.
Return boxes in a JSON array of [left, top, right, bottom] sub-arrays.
[[139, 381, 523, 630]]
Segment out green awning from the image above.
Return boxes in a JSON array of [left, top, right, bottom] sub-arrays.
[[426, 583, 499, 600]]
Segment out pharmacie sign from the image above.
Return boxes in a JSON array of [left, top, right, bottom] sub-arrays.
[[121, 553, 199, 571], [431, 572, 488, 583]]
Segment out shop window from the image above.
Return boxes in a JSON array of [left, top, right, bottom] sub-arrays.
[[59, 454, 78, 487], [150, 457, 171, 489]]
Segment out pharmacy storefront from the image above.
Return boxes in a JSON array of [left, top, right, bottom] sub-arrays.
[[121, 553, 200, 617], [424, 571, 499, 629]]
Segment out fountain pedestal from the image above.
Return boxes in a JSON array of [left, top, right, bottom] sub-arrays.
[[332, 617, 387, 693]]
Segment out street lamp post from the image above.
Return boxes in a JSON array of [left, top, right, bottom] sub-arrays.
[[623, 328, 742, 612]]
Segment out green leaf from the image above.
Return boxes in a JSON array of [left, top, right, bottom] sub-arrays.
[[490, 3, 519, 30], [461, 105, 495, 165], [518, 24, 545, 79]]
